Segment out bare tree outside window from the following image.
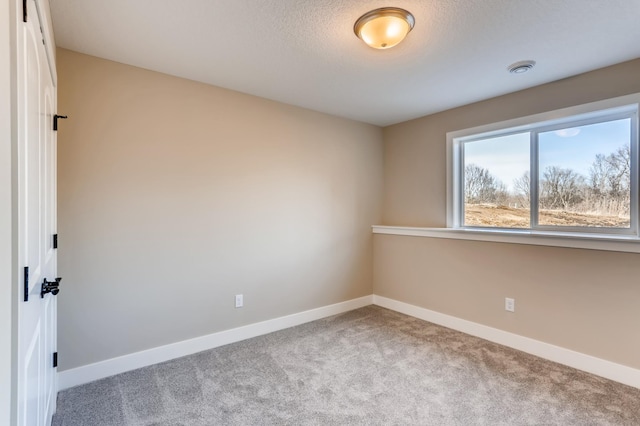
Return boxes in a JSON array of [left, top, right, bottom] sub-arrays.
[[587, 145, 630, 217], [513, 172, 530, 206], [540, 166, 585, 210], [464, 164, 507, 204]]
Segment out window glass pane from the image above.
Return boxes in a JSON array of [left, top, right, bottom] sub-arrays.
[[538, 118, 631, 228], [463, 133, 530, 228]]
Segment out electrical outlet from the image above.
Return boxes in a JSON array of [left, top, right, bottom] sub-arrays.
[[235, 294, 243, 308], [505, 297, 515, 312]]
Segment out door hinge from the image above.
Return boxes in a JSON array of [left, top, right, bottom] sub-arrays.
[[53, 115, 68, 131], [23, 266, 29, 302], [53, 352, 58, 368], [22, 0, 27, 22], [53, 234, 58, 249]]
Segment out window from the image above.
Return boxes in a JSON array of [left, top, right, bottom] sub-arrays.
[[448, 94, 639, 237]]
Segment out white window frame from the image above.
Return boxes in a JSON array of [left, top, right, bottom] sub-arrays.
[[447, 93, 640, 240]]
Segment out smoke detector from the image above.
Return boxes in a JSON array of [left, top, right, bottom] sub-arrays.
[[508, 60, 536, 74]]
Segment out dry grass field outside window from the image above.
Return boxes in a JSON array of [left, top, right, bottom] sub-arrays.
[[464, 203, 630, 229]]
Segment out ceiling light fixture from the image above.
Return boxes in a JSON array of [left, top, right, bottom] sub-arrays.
[[508, 60, 536, 74], [354, 7, 415, 49]]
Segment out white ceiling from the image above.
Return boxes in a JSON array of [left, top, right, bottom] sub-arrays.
[[50, 0, 640, 127]]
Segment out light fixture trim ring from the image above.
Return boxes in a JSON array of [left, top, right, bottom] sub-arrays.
[[354, 7, 416, 39]]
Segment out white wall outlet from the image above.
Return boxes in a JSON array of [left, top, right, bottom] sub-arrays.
[[505, 297, 515, 312], [235, 294, 243, 308]]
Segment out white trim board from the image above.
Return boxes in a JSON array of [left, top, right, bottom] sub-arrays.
[[57, 295, 373, 390], [58, 293, 640, 391], [372, 225, 640, 254], [373, 295, 640, 390]]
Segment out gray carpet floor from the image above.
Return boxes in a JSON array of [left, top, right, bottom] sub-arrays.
[[52, 306, 640, 425]]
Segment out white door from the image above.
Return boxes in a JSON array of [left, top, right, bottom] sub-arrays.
[[16, 0, 58, 424]]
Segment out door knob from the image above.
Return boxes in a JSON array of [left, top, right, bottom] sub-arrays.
[[41, 277, 61, 298]]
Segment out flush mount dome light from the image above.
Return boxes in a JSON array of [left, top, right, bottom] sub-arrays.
[[508, 60, 536, 74], [354, 7, 415, 49]]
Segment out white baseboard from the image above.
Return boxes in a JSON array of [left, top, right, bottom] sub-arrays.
[[373, 295, 640, 389], [59, 293, 640, 391], [57, 295, 373, 390]]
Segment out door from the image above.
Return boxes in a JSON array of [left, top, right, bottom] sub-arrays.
[[16, 0, 58, 424]]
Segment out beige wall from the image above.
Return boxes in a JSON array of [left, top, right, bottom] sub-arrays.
[[377, 59, 640, 369], [57, 49, 383, 370]]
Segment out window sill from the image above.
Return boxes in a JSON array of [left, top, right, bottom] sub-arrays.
[[372, 225, 640, 254]]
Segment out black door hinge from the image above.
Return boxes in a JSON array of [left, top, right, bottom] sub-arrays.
[[22, 0, 27, 22], [53, 234, 58, 249], [53, 352, 58, 368], [53, 115, 68, 131], [24, 266, 29, 302]]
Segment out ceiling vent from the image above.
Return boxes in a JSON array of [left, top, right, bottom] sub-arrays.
[[507, 60, 536, 74]]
